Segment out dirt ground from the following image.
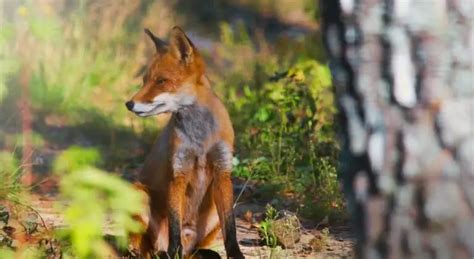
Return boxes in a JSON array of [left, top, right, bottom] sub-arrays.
[[214, 217, 354, 258], [219, 203, 354, 258], [31, 196, 354, 258]]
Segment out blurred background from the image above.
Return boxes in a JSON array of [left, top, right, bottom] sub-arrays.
[[0, 0, 347, 257]]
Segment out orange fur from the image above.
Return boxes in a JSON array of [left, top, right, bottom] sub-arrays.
[[127, 27, 243, 259]]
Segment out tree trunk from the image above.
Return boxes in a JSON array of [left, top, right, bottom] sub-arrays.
[[320, 0, 473, 258]]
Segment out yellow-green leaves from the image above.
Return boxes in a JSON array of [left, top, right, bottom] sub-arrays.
[[53, 146, 102, 174], [53, 146, 145, 258]]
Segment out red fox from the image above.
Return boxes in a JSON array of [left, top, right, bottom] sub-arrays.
[[125, 26, 244, 259]]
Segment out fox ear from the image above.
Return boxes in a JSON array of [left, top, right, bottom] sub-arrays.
[[144, 28, 167, 53], [169, 26, 194, 63]]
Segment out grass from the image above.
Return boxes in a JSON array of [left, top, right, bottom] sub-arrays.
[[258, 205, 279, 248]]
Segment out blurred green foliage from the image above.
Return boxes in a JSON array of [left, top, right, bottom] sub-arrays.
[[0, 249, 14, 258], [0, 132, 45, 149], [0, 24, 19, 103], [54, 146, 144, 258], [0, 151, 20, 201], [0, 247, 41, 259], [53, 145, 102, 174]]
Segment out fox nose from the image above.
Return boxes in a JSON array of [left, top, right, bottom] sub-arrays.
[[125, 101, 134, 111]]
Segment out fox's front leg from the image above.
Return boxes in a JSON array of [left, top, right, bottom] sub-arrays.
[[167, 176, 186, 258], [167, 149, 193, 258], [209, 142, 244, 259]]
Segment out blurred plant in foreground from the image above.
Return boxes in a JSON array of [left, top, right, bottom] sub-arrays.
[[53, 146, 145, 258], [0, 145, 145, 258], [0, 151, 21, 201]]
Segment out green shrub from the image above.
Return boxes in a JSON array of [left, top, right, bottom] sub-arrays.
[[53, 146, 145, 258], [211, 21, 343, 220], [57, 167, 144, 258], [53, 145, 102, 174], [222, 51, 343, 220]]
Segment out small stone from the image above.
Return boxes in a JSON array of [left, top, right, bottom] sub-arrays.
[[271, 212, 301, 249]]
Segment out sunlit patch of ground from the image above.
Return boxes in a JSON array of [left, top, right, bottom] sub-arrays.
[[32, 197, 354, 258]]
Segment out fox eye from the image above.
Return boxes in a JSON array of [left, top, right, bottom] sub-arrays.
[[155, 77, 167, 85]]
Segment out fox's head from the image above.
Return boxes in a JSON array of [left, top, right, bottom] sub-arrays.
[[125, 26, 205, 116]]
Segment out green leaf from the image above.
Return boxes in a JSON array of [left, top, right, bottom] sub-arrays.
[[58, 167, 146, 258], [255, 107, 270, 122], [53, 146, 102, 174], [317, 64, 332, 87]]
